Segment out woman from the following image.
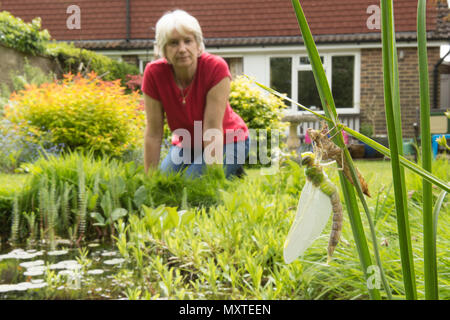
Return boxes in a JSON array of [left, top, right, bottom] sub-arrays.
[[141, 10, 249, 178]]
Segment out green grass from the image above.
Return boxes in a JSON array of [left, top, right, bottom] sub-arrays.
[[0, 173, 28, 197]]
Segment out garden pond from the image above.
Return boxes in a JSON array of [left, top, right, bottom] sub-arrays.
[[0, 241, 130, 299]]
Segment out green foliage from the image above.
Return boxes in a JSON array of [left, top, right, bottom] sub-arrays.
[[0, 11, 50, 55], [230, 76, 287, 130], [360, 122, 374, 138], [4, 72, 145, 158], [7, 151, 229, 244], [230, 76, 288, 166], [109, 159, 450, 299], [46, 41, 139, 87], [1, 159, 449, 299], [0, 58, 55, 115]]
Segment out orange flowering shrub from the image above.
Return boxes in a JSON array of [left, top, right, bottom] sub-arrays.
[[5, 72, 145, 157]]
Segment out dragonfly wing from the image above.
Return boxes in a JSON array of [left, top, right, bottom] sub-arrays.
[[283, 181, 333, 264]]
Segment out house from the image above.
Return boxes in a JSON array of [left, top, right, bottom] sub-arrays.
[[1, 0, 449, 140]]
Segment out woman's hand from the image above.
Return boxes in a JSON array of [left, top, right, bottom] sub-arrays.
[[203, 77, 230, 165], [143, 93, 165, 173]]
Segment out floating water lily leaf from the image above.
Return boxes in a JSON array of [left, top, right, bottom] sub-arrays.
[[87, 269, 104, 275], [19, 260, 45, 268], [103, 258, 125, 265], [0, 282, 47, 293], [47, 250, 69, 256], [24, 267, 46, 276]]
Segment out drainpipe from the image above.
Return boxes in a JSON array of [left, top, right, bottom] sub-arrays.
[[433, 48, 450, 109], [126, 0, 131, 42]]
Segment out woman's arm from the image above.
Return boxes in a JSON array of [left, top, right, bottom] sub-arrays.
[[203, 77, 230, 165], [143, 93, 164, 173]]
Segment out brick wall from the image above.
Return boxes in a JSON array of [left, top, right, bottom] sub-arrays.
[[360, 46, 440, 138]]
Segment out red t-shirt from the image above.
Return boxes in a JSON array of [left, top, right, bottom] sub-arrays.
[[141, 52, 249, 148]]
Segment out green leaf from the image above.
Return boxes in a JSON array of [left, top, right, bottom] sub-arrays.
[[179, 210, 195, 226], [381, 0, 417, 299], [418, 0, 437, 300], [111, 208, 128, 222], [87, 192, 99, 211], [142, 204, 165, 227], [100, 191, 113, 216], [290, 0, 382, 300], [133, 185, 148, 209], [90, 211, 105, 225], [163, 207, 179, 230]]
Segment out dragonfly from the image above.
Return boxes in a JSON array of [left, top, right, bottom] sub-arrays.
[[283, 147, 343, 264], [307, 123, 371, 197]]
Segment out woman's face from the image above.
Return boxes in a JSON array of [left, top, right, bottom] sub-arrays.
[[165, 29, 201, 70]]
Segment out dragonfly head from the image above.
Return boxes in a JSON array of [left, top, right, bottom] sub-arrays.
[[300, 152, 315, 166]]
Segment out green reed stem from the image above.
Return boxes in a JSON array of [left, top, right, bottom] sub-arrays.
[[380, 0, 416, 299], [417, 0, 438, 300], [291, 0, 383, 300]]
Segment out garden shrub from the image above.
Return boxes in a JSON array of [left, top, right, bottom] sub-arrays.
[[46, 42, 140, 88], [0, 11, 50, 55], [4, 72, 145, 158], [229, 76, 288, 165]]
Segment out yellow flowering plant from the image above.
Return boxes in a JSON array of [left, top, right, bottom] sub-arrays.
[[5, 72, 145, 158]]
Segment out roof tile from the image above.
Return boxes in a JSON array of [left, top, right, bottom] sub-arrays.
[[1, 0, 447, 48]]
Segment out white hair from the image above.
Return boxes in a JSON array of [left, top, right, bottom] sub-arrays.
[[154, 9, 205, 59]]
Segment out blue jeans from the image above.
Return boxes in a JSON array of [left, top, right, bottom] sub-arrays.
[[160, 137, 250, 179]]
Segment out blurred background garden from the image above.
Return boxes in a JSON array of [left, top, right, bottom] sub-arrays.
[[0, 5, 449, 300]]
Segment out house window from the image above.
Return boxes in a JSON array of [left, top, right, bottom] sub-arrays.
[[269, 53, 357, 112], [332, 55, 354, 108], [139, 59, 153, 73], [270, 57, 292, 99], [298, 70, 321, 109], [224, 57, 243, 78]]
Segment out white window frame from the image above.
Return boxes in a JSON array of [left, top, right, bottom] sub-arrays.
[[268, 51, 360, 115]]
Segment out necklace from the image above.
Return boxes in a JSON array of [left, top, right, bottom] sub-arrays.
[[175, 76, 193, 105], [180, 84, 191, 104]]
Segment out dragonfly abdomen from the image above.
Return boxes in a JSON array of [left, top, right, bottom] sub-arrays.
[[328, 191, 343, 262]]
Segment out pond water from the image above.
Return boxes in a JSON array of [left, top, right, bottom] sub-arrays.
[[0, 242, 129, 299]]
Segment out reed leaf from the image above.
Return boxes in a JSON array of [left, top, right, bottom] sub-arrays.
[[380, 0, 416, 299], [433, 190, 447, 246], [417, 0, 437, 300], [290, 0, 384, 299]]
